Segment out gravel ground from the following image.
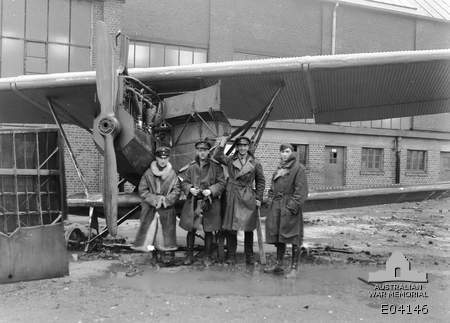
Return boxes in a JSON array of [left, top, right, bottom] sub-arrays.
[[1, 197, 449, 323]]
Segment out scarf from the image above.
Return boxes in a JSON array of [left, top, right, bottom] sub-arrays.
[[150, 161, 173, 180], [274, 155, 296, 180]]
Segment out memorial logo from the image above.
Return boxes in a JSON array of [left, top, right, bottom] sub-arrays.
[[368, 251, 428, 283], [364, 251, 430, 315]]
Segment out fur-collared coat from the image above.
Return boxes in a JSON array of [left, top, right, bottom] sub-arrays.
[[265, 155, 308, 245], [179, 158, 225, 232], [214, 147, 265, 231], [133, 161, 180, 251]]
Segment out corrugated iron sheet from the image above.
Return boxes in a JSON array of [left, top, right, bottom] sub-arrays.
[[0, 223, 69, 283]]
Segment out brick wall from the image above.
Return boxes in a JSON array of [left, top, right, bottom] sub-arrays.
[[62, 125, 103, 196], [234, 0, 322, 57], [251, 126, 450, 196], [336, 5, 415, 54], [122, 0, 209, 48]]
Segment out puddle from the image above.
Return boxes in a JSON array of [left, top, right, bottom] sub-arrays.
[[96, 263, 374, 298]]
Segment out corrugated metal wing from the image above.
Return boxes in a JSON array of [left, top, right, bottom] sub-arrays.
[[311, 58, 450, 122]]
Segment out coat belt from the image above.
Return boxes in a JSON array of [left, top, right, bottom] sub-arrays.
[[228, 178, 252, 188], [273, 192, 292, 200]]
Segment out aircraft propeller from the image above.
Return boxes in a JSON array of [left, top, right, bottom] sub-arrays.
[[93, 22, 121, 236]]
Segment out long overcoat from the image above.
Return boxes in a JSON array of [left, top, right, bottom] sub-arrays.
[[265, 156, 308, 245], [179, 158, 225, 232], [214, 147, 265, 232], [134, 161, 180, 251]]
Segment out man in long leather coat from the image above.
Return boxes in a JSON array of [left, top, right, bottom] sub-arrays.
[[264, 143, 308, 278], [133, 146, 181, 265], [214, 136, 265, 265], [179, 140, 225, 265]]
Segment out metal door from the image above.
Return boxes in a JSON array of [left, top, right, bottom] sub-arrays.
[[324, 146, 345, 187]]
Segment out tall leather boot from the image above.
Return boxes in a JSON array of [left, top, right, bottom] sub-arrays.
[[226, 231, 237, 265], [285, 244, 300, 279], [203, 232, 213, 266], [244, 231, 255, 265], [217, 231, 225, 263], [183, 231, 195, 265], [264, 243, 286, 274]]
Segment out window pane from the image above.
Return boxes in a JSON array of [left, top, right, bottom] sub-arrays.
[[1, 38, 24, 77], [134, 43, 149, 68], [48, 44, 68, 73], [193, 50, 207, 64], [371, 120, 382, 128], [49, 0, 70, 43], [407, 151, 411, 169], [401, 117, 412, 130], [25, 57, 46, 74], [70, 0, 91, 46], [127, 43, 135, 67], [2, 0, 25, 38], [26, 0, 47, 41], [391, 118, 401, 129], [165, 46, 179, 66], [419, 152, 425, 170], [150, 43, 164, 67], [70, 46, 90, 71], [26, 42, 46, 57], [179, 49, 193, 65], [381, 119, 391, 129]]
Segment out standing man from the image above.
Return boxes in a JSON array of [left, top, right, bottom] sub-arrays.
[[179, 140, 226, 265], [264, 143, 308, 278], [214, 136, 265, 265], [133, 146, 181, 265]]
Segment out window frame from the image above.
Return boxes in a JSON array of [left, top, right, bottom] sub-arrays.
[[406, 149, 427, 173], [360, 147, 384, 174], [0, 0, 92, 77], [128, 40, 208, 68], [291, 143, 309, 168]]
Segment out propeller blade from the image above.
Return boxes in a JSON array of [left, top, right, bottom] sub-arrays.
[[103, 133, 118, 237], [95, 21, 116, 115], [118, 33, 129, 74]]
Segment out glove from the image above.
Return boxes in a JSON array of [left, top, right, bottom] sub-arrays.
[[217, 135, 228, 147], [256, 200, 261, 207], [202, 189, 212, 197], [161, 197, 168, 209], [190, 187, 200, 196], [155, 195, 164, 209]]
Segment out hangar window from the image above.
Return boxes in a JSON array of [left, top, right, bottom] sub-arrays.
[[0, 0, 92, 77], [407, 150, 427, 172], [128, 41, 207, 68], [361, 148, 384, 172]]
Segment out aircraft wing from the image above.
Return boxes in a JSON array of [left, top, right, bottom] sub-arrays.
[[0, 48, 449, 128]]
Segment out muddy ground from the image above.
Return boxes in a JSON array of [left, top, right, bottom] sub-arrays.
[[1, 197, 449, 323]]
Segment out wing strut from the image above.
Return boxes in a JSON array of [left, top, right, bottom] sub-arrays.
[[47, 98, 90, 197]]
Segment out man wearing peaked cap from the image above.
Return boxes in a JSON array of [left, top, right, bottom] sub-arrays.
[[155, 146, 171, 158], [179, 139, 225, 265], [235, 136, 251, 146], [194, 139, 212, 150], [213, 135, 265, 265], [132, 145, 180, 266]]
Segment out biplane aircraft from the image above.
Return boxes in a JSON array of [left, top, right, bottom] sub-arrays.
[[1, 22, 450, 245]]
